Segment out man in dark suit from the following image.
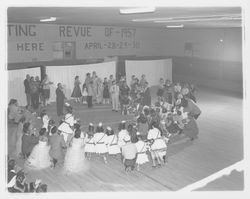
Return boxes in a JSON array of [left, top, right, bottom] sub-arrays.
[[23, 74, 31, 108], [56, 83, 66, 116]]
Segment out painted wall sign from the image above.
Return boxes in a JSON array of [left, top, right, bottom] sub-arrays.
[[8, 23, 160, 63]]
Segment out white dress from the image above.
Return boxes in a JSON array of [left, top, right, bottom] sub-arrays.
[[93, 132, 108, 154], [42, 115, 49, 131], [105, 135, 121, 155], [84, 135, 95, 153], [58, 113, 76, 143], [147, 127, 167, 151], [118, 129, 130, 147], [135, 140, 149, 165], [63, 138, 88, 173], [25, 139, 52, 170]]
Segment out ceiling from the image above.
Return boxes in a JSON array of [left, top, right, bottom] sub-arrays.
[[8, 7, 242, 29]]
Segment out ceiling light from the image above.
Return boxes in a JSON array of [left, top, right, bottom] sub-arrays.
[[40, 17, 57, 22], [132, 17, 173, 22], [120, 7, 156, 14], [166, 25, 184, 28]]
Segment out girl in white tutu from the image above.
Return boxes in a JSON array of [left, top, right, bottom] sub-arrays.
[[147, 121, 167, 167], [93, 123, 108, 163], [63, 129, 89, 174], [105, 126, 120, 156], [25, 128, 52, 170], [84, 123, 95, 160], [135, 132, 150, 171], [58, 105, 76, 146], [41, 110, 50, 132], [118, 121, 130, 148]]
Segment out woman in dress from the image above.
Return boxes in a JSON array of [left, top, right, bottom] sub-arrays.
[[81, 83, 88, 104], [63, 129, 89, 174], [102, 78, 110, 104], [41, 74, 53, 106], [96, 76, 103, 104], [105, 126, 120, 157], [84, 123, 95, 160], [71, 76, 82, 103], [93, 123, 108, 163], [25, 128, 52, 170]]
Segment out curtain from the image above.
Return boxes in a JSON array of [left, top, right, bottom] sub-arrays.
[[46, 61, 116, 102], [8, 67, 40, 106], [125, 59, 172, 87]]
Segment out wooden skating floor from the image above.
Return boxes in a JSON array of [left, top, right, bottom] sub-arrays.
[[7, 87, 244, 191]]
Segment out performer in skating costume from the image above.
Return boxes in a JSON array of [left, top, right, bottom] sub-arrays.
[[84, 123, 95, 160], [105, 126, 120, 156], [93, 123, 108, 163], [147, 121, 167, 167], [58, 104, 76, 146]]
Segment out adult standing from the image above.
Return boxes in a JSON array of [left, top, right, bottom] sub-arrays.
[[84, 73, 91, 87], [29, 77, 39, 110], [110, 80, 119, 112], [35, 76, 42, 107], [120, 80, 130, 115], [41, 74, 53, 106], [102, 77, 110, 104], [139, 74, 147, 88], [91, 71, 98, 102], [56, 83, 66, 117], [23, 74, 31, 108], [95, 75, 103, 104], [71, 76, 82, 103], [108, 75, 114, 103], [141, 82, 151, 107], [86, 81, 94, 108]]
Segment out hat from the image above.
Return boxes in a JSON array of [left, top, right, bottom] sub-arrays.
[[121, 120, 126, 124], [176, 99, 182, 105], [136, 132, 140, 136], [143, 105, 149, 110], [124, 135, 131, 142], [89, 123, 93, 126], [107, 126, 112, 131], [65, 102, 70, 107], [98, 122, 103, 127]]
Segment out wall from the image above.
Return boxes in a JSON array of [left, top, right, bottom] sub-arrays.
[[157, 28, 242, 62], [172, 57, 242, 94], [7, 23, 243, 93]]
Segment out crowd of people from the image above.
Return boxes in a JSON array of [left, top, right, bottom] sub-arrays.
[[8, 72, 201, 192], [67, 72, 152, 115]]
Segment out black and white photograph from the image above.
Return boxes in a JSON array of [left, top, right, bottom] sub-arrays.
[[2, 0, 250, 198]]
